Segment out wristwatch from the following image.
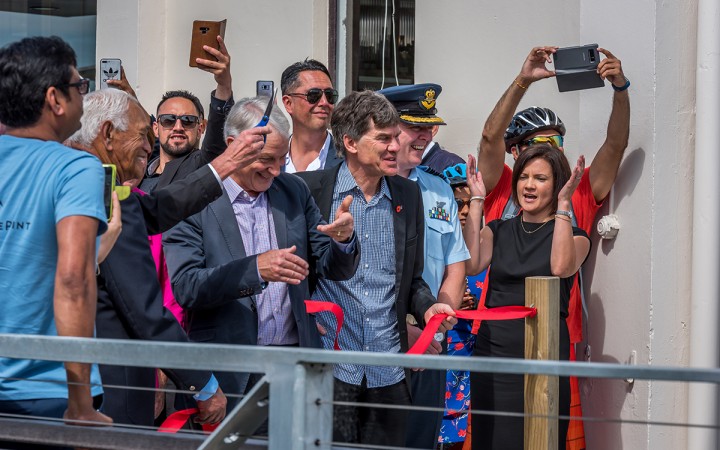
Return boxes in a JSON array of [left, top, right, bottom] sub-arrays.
[[556, 210, 574, 220]]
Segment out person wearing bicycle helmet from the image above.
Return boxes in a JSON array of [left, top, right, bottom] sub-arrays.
[[379, 83, 470, 449], [471, 45, 629, 449]]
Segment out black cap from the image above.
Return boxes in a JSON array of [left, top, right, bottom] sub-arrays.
[[377, 83, 446, 126]]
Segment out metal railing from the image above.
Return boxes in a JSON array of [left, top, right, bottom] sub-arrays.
[[1, 332, 719, 450]]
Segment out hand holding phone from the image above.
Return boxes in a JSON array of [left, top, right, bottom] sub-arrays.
[[100, 58, 122, 89], [102, 164, 117, 220], [553, 44, 605, 92], [189, 20, 227, 67]]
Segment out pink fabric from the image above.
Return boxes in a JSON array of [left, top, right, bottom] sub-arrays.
[[132, 187, 186, 329]]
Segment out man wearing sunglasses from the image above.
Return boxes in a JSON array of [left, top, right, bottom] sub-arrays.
[[0, 36, 113, 443], [281, 59, 343, 173], [140, 35, 234, 193], [379, 83, 469, 449], [476, 45, 630, 448]]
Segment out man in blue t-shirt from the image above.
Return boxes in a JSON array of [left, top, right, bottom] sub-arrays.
[[0, 36, 113, 440]]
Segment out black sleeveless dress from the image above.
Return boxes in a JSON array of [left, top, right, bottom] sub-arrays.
[[470, 216, 589, 450]]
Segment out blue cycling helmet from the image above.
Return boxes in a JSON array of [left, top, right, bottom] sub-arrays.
[[443, 163, 467, 186]]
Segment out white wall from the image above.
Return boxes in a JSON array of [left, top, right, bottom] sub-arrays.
[[97, 0, 329, 116], [414, 2, 695, 450]]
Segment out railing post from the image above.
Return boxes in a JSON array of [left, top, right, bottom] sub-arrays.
[[524, 276, 559, 450]]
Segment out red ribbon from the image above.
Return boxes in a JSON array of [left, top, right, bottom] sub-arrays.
[[158, 408, 219, 433], [304, 300, 344, 350], [407, 306, 537, 355], [305, 300, 535, 355]]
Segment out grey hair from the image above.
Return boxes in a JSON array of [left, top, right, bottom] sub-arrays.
[[223, 96, 290, 142], [67, 89, 138, 148]]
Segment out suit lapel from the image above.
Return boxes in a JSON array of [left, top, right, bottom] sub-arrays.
[[209, 190, 247, 259], [388, 176, 407, 299]]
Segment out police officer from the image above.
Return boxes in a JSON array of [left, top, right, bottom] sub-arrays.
[[378, 83, 470, 449]]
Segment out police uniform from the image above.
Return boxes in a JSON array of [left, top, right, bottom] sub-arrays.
[[378, 83, 470, 449]]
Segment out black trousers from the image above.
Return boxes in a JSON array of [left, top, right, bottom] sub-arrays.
[[333, 377, 411, 446]]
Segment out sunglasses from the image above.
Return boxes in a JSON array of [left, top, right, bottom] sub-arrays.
[[157, 114, 201, 129], [455, 198, 470, 209], [287, 88, 339, 105], [58, 78, 90, 95], [521, 135, 564, 148]]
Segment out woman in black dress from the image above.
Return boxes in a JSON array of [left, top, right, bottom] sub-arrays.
[[463, 145, 591, 450]]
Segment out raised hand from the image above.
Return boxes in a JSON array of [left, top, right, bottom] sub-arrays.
[[597, 48, 626, 88], [210, 126, 271, 179], [105, 66, 138, 99], [257, 245, 310, 285], [558, 155, 586, 204], [466, 154, 487, 199], [518, 46, 558, 85], [195, 35, 232, 100], [317, 195, 354, 243]]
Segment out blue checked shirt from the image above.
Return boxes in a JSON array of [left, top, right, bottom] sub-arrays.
[[312, 163, 404, 387], [223, 177, 298, 346]]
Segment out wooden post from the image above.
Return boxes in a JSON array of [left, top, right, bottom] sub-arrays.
[[524, 276, 560, 450]]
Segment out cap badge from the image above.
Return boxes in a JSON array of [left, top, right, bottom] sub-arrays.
[[420, 88, 437, 110]]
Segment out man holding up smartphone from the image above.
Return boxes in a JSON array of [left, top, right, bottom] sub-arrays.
[[139, 35, 234, 193], [473, 45, 629, 449]]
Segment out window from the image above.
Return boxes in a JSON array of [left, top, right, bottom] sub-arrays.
[[0, 1, 98, 88], [353, 0, 415, 91]]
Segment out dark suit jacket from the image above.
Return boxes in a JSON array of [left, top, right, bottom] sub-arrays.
[[96, 166, 222, 426], [324, 137, 343, 169], [163, 172, 360, 403], [137, 165, 221, 234], [296, 164, 436, 353], [421, 142, 464, 174]]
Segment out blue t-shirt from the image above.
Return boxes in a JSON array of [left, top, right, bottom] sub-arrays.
[[0, 135, 106, 401]]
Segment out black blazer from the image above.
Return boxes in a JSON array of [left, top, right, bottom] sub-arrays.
[[97, 199, 214, 426], [163, 173, 360, 404], [296, 164, 436, 353], [324, 137, 343, 169]]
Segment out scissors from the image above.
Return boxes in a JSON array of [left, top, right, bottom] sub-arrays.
[[256, 88, 277, 142]]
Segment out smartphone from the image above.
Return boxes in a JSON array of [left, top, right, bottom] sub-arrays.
[[553, 44, 604, 92], [256, 80, 274, 97], [102, 164, 117, 221], [100, 58, 122, 89], [189, 19, 227, 67]]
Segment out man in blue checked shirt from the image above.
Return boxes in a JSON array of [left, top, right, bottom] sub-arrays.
[[297, 90, 457, 447], [379, 83, 470, 449]]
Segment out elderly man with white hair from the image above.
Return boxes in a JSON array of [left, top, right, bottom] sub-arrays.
[[67, 88, 270, 427], [163, 97, 360, 408]]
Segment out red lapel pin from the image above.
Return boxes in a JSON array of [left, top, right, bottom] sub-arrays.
[[396, 205, 403, 213]]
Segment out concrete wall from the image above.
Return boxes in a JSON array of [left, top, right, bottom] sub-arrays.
[[97, 0, 329, 115], [415, 1, 696, 449]]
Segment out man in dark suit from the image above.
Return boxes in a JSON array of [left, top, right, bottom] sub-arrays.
[[68, 88, 273, 427], [163, 96, 360, 408], [295, 90, 456, 447], [141, 35, 234, 193], [280, 59, 343, 173]]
